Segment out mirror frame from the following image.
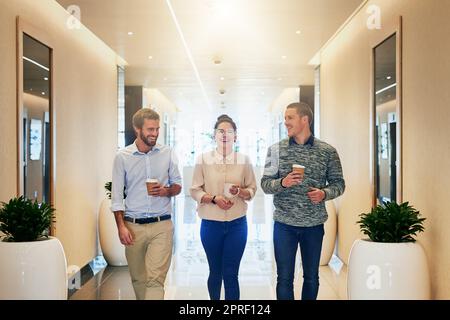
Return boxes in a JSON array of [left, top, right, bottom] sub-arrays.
[[16, 17, 55, 232], [370, 16, 403, 207]]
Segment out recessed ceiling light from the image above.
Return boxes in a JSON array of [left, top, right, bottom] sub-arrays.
[[386, 76, 392, 80], [148, 56, 153, 60], [296, 30, 301, 34], [281, 55, 287, 59], [44, 77, 48, 81], [127, 31, 134, 36], [220, 77, 225, 81], [41, 92, 45, 95]]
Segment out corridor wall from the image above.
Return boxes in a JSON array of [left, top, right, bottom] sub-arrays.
[[0, 0, 120, 270], [319, 0, 450, 299]]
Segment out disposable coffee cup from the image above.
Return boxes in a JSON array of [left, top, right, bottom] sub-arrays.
[[292, 164, 305, 176], [146, 179, 159, 195], [224, 182, 237, 198]]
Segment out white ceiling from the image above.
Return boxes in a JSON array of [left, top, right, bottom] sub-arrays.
[[55, 0, 363, 118]]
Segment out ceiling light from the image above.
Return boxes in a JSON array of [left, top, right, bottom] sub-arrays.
[[166, 0, 211, 110], [23, 56, 49, 71], [44, 77, 48, 81], [127, 31, 134, 36], [220, 77, 225, 81], [296, 30, 301, 34], [376, 83, 397, 95], [41, 92, 45, 95], [148, 56, 153, 60], [281, 55, 287, 59], [386, 76, 392, 80]]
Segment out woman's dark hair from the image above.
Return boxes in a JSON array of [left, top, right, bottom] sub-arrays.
[[214, 114, 237, 131]]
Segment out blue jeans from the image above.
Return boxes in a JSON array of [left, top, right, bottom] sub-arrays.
[[200, 216, 247, 300], [273, 221, 324, 300]]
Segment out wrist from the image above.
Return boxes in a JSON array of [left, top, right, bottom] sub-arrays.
[[164, 187, 171, 197]]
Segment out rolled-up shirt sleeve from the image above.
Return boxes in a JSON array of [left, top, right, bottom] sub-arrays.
[[111, 153, 125, 212]]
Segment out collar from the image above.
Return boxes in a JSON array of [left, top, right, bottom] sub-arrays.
[[131, 141, 161, 155], [214, 149, 235, 162], [289, 135, 315, 146]]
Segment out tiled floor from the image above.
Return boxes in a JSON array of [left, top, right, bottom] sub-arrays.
[[70, 195, 348, 300]]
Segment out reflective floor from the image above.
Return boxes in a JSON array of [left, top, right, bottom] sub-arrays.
[[70, 195, 348, 300]]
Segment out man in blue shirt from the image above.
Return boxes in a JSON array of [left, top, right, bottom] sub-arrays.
[[111, 108, 182, 300]]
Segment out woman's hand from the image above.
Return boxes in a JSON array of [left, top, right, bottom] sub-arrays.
[[215, 195, 234, 210], [229, 185, 240, 196], [201, 194, 214, 204]]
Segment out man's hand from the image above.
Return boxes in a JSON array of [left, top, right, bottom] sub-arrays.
[[215, 195, 234, 210], [118, 225, 134, 246], [148, 183, 169, 197], [281, 172, 304, 188], [307, 188, 326, 204]]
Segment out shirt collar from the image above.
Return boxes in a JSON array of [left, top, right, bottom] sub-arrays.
[[214, 149, 235, 162], [131, 141, 161, 155], [289, 135, 315, 146]]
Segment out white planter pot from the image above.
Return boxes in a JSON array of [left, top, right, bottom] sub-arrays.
[[0, 236, 67, 300], [99, 198, 127, 266], [320, 200, 337, 266], [347, 239, 430, 299]]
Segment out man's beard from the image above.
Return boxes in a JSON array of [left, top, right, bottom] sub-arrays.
[[140, 131, 156, 147]]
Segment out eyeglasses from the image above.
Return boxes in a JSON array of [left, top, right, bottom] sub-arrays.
[[215, 129, 235, 135]]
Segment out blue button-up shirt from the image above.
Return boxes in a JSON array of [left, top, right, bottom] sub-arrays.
[[111, 141, 182, 218]]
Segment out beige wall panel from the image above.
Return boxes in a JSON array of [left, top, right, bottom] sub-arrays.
[[320, 0, 450, 298], [0, 0, 118, 270]]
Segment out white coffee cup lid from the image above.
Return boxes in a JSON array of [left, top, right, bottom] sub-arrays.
[[146, 178, 159, 183], [292, 164, 305, 169]]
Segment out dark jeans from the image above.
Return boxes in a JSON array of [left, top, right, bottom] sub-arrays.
[[273, 221, 324, 300], [200, 216, 247, 300]]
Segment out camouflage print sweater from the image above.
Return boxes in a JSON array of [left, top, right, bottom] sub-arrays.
[[261, 136, 345, 227]]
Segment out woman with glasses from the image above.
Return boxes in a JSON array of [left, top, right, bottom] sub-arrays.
[[190, 114, 257, 300]]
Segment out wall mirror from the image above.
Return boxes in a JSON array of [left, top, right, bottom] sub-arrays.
[[17, 18, 54, 206], [372, 18, 402, 206]]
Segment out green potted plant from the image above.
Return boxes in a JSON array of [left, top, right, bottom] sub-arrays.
[[0, 196, 55, 242], [347, 201, 430, 299], [358, 201, 426, 242], [0, 196, 67, 299], [98, 182, 127, 266]]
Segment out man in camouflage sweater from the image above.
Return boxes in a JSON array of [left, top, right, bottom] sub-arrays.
[[261, 102, 345, 300]]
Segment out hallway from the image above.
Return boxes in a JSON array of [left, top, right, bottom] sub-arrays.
[[70, 195, 347, 300]]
